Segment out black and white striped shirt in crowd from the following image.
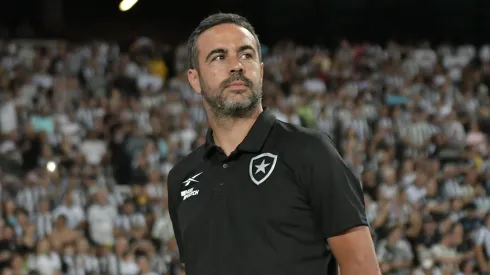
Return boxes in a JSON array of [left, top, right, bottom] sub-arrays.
[[476, 226, 490, 257], [76, 107, 96, 129], [97, 256, 111, 275], [376, 117, 396, 145], [349, 117, 371, 141], [146, 183, 166, 201], [377, 117, 393, 129], [132, 110, 152, 134], [176, 82, 207, 124], [115, 213, 146, 232], [98, 254, 127, 275], [443, 178, 472, 199], [35, 212, 53, 239], [16, 186, 47, 215], [189, 105, 207, 124], [402, 122, 438, 145], [72, 188, 89, 207], [63, 254, 100, 275], [400, 122, 439, 156], [150, 256, 169, 274]]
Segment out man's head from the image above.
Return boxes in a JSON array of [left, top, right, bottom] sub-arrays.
[[187, 13, 264, 119]]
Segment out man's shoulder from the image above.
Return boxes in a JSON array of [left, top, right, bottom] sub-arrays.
[[271, 120, 337, 158], [273, 120, 332, 141], [168, 144, 207, 187]]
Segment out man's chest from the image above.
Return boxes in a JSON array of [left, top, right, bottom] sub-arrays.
[[175, 152, 310, 234]]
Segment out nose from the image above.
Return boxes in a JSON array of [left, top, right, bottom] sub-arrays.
[[229, 57, 244, 74]]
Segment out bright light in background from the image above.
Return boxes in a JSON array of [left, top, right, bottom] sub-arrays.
[[46, 161, 56, 173], [119, 0, 139, 12]]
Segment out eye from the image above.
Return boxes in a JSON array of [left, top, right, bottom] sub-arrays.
[[240, 53, 253, 59], [212, 55, 225, 61]]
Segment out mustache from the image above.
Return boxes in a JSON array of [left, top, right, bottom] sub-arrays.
[[220, 74, 253, 89]]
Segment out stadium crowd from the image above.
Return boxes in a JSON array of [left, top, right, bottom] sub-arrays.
[[2, 37, 490, 275]]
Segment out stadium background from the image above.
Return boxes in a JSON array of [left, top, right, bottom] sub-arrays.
[[2, 0, 490, 45], [1, 0, 490, 274]]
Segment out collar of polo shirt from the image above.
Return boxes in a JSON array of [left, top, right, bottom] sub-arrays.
[[203, 109, 276, 158]]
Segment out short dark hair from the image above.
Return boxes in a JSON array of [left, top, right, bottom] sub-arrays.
[[187, 13, 262, 70]]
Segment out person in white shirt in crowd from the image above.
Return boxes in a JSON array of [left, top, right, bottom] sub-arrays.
[[406, 173, 428, 205], [87, 189, 117, 247], [79, 130, 107, 166], [108, 236, 139, 275], [27, 238, 62, 275], [52, 190, 85, 229]]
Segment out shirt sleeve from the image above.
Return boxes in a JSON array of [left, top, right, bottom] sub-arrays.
[[167, 169, 186, 263], [475, 228, 486, 245], [299, 132, 368, 239]]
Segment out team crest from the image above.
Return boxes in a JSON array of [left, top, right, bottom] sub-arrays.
[[249, 153, 278, 185]]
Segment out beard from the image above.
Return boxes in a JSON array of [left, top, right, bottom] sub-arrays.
[[200, 73, 262, 119]]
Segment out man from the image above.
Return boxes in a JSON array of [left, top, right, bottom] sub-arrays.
[[167, 13, 380, 275]]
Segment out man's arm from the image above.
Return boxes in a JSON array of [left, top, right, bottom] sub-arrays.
[[476, 244, 489, 272], [298, 132, 380, 275], [328, 226, 380, 274]]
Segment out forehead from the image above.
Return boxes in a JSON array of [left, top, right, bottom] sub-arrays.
[[197, 23, 257, 55]]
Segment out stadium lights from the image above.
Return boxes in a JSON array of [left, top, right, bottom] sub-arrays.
[[119, 0, 139, 12], [46, 161, 56, 173]]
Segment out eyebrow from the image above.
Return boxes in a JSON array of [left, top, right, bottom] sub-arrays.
[[205, 45, 257, 63], [205, 48, 227, 63], [237, 45, 256, 55]]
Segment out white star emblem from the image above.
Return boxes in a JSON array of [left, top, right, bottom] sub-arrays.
[[255, 159, 270, 174], [249, 153, 278, 185]]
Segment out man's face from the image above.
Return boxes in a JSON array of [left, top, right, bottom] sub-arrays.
[[188, 23, 264, 119]]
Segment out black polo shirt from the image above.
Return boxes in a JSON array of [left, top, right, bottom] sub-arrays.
[[168, 110, 368, 275]]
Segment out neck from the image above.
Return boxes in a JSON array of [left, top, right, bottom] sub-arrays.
[[387, 239, 397, 246], [208, 106, 263, 156], [441, 238, 451, 246]]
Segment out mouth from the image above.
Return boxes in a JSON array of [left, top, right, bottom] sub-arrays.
[[227, 81, 248, 88]]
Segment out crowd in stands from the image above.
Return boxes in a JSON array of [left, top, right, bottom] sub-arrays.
[[2, 36, 490, 274]]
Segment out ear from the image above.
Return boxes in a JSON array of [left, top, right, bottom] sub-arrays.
[[260, 62, 264, 83], [188, 69, 202, 94]]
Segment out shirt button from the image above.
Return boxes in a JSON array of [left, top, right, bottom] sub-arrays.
[[223, 164, 228, 168]]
